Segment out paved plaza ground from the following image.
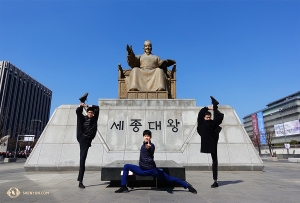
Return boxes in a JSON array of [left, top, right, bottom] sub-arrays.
[[0, 159, 299, 203]]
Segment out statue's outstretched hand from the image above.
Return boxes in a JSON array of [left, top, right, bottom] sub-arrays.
[[165, 59, 176, 67], [160, 59, 176, 68], [126, 44, 132, 54]]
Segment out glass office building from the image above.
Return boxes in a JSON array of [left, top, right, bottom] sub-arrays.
[[243, 91, 300, 144], [0, 61, 52, 138]]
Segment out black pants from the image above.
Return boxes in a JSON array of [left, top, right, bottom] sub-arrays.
[[211, 152, 218, 180], [77, 141, 90, 182], [209, 106, 221, 181]]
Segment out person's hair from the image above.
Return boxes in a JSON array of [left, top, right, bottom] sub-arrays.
[[143, 129, 152, 137], [87, 107, 94, 113], [204, 112, 211, 117]]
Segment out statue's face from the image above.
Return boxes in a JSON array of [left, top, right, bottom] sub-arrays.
[[143, 42, 152, 55]]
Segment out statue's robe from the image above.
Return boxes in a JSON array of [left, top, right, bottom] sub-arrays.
[[127, 53, 166, 91]]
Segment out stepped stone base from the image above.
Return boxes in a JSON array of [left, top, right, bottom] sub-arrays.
[[127, 91, 168, 99], [24, 99, 264, 171]]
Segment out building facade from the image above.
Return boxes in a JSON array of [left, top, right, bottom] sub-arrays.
[[0, 61, 52, 139], [243, 91, 300, 144]]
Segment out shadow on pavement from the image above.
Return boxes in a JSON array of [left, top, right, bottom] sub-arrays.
[[218, 180, 243, 186], [127, 187, 175, 194], [85, 182, 110, 187]]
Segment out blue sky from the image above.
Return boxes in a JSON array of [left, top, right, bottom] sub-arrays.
[[0, 0, 299, 122]]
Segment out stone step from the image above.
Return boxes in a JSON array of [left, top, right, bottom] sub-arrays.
[[266, 157, 278, 161], [4, 158, 17, 163], [288, 158, 300, 163]]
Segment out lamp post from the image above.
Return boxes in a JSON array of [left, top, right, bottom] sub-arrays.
[[29, 120, 42, 139], [279, 109, 289, 154], [14, 134, 19, 159]]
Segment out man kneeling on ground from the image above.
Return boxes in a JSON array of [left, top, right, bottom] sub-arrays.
[[115, 129, 197, 194]]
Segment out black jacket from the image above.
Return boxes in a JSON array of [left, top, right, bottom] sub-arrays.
[[76, 105, 99, 144], [197, 107, 224, 153], [139, 141, 156, 170]]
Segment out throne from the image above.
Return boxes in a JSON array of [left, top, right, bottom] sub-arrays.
[[118, 64, 177, 99]]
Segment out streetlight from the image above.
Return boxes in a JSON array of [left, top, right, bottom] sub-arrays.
[[29, 120, 42, 138], [279, 109, 289, 154], [14, 134, 19, 158]]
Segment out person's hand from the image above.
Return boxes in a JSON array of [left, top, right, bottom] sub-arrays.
[[208, 106, 214, 110], [126, 44, 132, 54], [145, 141, 151, 149], [80, 102, 87, 107]]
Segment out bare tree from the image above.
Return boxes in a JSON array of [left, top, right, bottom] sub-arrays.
[[1, 117, 30, 152], [265, 126, 275, 157], [1, 108, 40, 154], [251, 131, 261, 155], [0, 108, 10, 151], [7, 137, 16, 152], [0, 108, 9, 138]]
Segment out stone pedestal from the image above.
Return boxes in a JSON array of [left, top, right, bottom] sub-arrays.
[[24, 99, 264, 171], [127, 91, 168, 99], [4, 158, 17, 163], [288, 158, 300, 163], [267, 157, 278, 161]]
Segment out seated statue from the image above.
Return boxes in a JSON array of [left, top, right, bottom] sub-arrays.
[[125, 40, 176, 92]]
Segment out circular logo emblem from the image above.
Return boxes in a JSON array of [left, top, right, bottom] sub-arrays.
[[7, 187, 21, 198]]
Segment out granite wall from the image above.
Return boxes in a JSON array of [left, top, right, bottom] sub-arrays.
[[24, 99, 264, 171]]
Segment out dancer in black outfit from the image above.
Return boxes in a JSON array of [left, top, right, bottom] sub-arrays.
[[115, 130, 197, 194], [197, 96, 224, 188], [76, 93, 99, 188]]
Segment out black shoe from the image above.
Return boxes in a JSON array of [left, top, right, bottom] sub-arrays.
[[79, 92, 89, 103], [115, 186, 129, 193], [211, 182, 218, 188], [188, 185, 197, 194], [210, 96, 219, 106], [78, 182, 85, 189]]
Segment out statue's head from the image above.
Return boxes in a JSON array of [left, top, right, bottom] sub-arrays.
[[143, 40, 152, 55]]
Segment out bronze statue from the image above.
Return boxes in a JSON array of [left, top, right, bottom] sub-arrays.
[[125, 40, 176, 91]]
